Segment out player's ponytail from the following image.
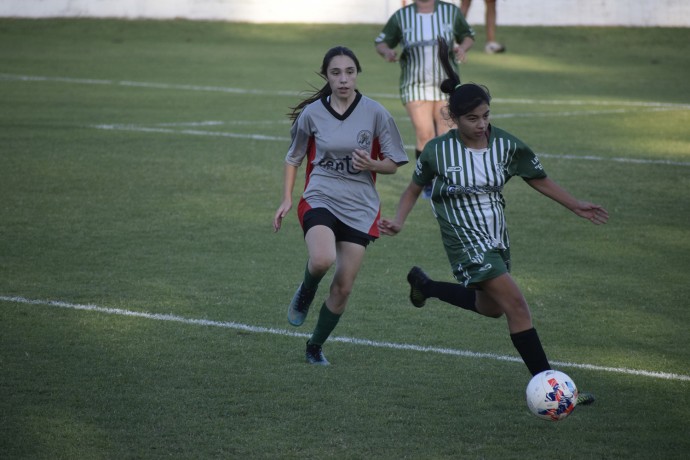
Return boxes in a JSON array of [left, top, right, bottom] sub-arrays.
[[437, 36, 492, 120], [437, 37, 460, 95], [288, 46, 362, 123]]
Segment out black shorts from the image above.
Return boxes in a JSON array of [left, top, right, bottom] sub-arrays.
[[302, 207, 374, 248]]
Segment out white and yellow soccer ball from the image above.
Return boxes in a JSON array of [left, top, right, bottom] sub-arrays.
[[526, 370, 578, 421]]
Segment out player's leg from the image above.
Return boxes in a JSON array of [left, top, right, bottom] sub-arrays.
[[406, 266, 478, 310], [477, 274, 550, 375], [287, 221, 336, 327], [484, 0, 506, 53], [432, 100, 453, 137], [405, 100, 437, 152], [460, 0, 472, 17], [307, 241, 366, 365]]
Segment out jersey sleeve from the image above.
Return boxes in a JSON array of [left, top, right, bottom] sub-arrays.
[[375, 13, 402, 48], [506, 141, 548, 180], [284, 109, 313, 167], [411, 143, 435, 186], [454, 9, 476, 42], [375, 108, 408, 166]]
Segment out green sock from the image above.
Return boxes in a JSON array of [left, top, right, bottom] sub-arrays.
[[303, 264, 324, 291], [309, 303, 341, 346]]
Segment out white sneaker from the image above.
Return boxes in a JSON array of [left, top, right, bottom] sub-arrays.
[[484, 41, 506, 54]]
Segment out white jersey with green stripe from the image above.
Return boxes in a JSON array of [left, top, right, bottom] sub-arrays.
[[375, 0, 475, 104], [413, 126, 547, 262]]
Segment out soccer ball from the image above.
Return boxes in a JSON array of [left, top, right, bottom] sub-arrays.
[[526, 370, 578, 421]]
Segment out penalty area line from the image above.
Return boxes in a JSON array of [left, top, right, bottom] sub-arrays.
[[3, 295, 689, 383]]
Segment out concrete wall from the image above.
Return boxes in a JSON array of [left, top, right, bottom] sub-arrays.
[[1, 0, 689, 27]]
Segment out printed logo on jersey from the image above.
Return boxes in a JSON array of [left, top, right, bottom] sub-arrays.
[[531, 157, 544, 171], [357, 130, 373, 149], [414, 159, 423, 177], [447, 166, 463, 173], [318, 156, 361, 175], [447, 184, 503, 195]]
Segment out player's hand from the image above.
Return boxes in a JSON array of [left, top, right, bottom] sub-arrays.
[[378, 218, 402, 236], [352, 149, 375, 171], [453, 44, 467, 63], [384, 50, 398, 62], [273, 201, 292, 232], [574, 202, 609, 225]]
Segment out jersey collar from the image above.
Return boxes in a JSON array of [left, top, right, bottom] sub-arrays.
[[321, 91, 363, 121]]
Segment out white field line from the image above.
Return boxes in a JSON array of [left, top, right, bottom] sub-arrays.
[[3, 72, 687, 166], [90, 122, 690, 167], [2, 295, 689, 383], [4, 72, 690, 110]]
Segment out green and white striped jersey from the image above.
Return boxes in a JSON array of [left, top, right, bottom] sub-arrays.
[[413, 126, 547, 263], [375, 0, 474, 104]]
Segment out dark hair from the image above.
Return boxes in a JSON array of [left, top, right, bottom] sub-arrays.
[[437, 37, 491, 119], [288, 46, 362, 123]]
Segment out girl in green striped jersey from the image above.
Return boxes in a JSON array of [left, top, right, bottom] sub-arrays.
[[375, 0, 475, 163], [379, 38, 609, 380]]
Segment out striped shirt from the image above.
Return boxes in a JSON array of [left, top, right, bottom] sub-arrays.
[[412, 126, 547, 263], [286, 93, 408, 237], [375, 0, 475, 104]]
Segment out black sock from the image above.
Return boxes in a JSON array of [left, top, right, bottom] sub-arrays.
[[415, 149, 422, 159], [510, 327, 551, 376], [424, 280, 477, 312]]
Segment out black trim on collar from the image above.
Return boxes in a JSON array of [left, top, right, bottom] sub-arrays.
[[321, 91, 363, 121]]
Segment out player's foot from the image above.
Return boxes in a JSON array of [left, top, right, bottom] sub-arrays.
[[407, 266, 430, 308], [484, 41, 506, 54], [576, 392, 596, 406], [305, 341, 329, 366], [287, 283, 317, 326]]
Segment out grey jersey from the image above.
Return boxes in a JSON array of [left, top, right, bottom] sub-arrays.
[[286, 93, 408, 237]]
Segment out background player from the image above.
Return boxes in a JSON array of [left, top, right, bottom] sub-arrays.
[[375, 0, 475, 196]]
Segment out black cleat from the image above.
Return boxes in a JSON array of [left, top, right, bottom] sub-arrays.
[[305, 341, 329, 366], [287, 283, 317, 326], [407, 266, 430, 308]]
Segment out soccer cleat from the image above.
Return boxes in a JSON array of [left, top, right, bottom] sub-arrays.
[[407, 266, 430, 308], [287, 283, 317, 327], [484, 41, 506, 54], [576, 392, 596, 406], [305, 341, 330, 366]]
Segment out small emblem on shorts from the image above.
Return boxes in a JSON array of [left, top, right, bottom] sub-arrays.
[[479, 264, 493, 272], [357, 130, 372, 149], [471, 254, 484, 264]]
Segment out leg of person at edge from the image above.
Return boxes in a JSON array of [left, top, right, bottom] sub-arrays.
[[461, 0, 506, 54]]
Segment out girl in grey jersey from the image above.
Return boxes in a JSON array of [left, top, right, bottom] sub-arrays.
[[273, 46, 408, 365], [379, 39, 608, 399]]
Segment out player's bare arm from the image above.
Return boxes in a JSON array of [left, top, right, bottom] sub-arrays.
[[379, 181, 424, 235], [273, 163, 298, 232], [526, 177, 609, 225]]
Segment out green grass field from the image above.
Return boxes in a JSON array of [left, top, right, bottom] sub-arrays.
[[1, 19, 689, 459]]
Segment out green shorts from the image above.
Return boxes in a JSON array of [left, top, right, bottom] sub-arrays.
[[452, 248, 511, 288]]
